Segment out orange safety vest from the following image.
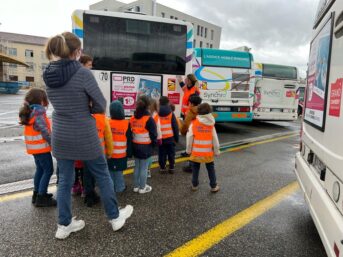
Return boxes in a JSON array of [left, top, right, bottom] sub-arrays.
[[191, 119, 214, 157], [181, 85, 200, 114], [93, 114, 106, 153], [109, 119, 129, 159], [130, 115, 151, 144], [159, 113, 173, 139], [24, 115, 51, 155]]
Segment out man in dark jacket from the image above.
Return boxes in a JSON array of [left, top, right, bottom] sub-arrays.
[[158, 96, 179, 173]]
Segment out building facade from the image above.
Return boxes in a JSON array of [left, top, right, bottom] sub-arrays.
[[90, 0, 222, 49], [0, 32, 48, 88]]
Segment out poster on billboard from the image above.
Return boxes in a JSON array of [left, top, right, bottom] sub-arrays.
[[304, 15, 333, 131], [111, 73, 162, 116]]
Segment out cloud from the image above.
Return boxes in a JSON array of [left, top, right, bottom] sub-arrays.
[[170, 0, 320, 77]]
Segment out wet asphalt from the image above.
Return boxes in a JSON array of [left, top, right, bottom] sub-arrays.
[[0, 135, 326, 257]]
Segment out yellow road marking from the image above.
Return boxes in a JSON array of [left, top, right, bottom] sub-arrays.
[[0, 133, 297, 203], [165, 181, 299, 257], [0, 186, 56, 203]]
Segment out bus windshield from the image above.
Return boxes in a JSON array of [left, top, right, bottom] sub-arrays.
[[262, 64, 297, 80], [83, 13, 187, 75]]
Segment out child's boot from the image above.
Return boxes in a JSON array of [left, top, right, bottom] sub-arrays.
[[32, 191, 38, 204], [35, 194, 57, 207]]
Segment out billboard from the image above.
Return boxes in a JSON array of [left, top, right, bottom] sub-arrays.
[[111, 73, 162, 116]]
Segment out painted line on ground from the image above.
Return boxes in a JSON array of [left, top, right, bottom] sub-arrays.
[[0, 132, 298, 202], [164, 181, 299, 257]]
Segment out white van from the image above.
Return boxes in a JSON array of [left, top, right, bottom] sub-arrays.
[[295, 1, 343, 256]]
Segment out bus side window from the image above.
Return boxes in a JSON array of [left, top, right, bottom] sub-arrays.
[[335, 11, 343, 38]]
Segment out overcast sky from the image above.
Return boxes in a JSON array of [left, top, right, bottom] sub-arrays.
[[0, 0, 320, 77]]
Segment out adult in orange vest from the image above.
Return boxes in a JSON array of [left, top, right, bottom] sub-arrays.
[[84, 113, 114, 207], [130, 95, 157, 194], [177, 73, 200, 118], [108, 100, 132, 193], [19, 88, 57, 207], [186, 103, 220, 193], [158, 96, 179, 174]]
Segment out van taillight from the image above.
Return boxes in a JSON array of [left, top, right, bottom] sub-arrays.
[[239, 107, 250, 112]]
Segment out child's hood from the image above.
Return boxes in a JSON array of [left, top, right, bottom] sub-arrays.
[[110, 100, 125, 120], [158, 104, 172, 117], [196, 113, 215, 126]]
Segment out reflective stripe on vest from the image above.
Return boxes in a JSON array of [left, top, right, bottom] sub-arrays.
[[160, 113, 173, 139], [93, 114, 106, 153], [130, 115, 151, 145], [24, 115, 51, 155], [181, 85, 200, 114], [109, 119, 129, 159], [191, 119, 214, 157]]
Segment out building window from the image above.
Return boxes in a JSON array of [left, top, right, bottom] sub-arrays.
[[193, 39, 196, 47], [210, 44, 213, 48], [8, 48, 17, 56], [104, 8, 108, 11], [135, 6, 140, 12], [205, 28, 207, 38], [9, 75, 18, 81], [170, 15, 174, 19], [206, 43, 209, 48], [175, 17, 178, 20], [9, 63, 17, 68], [200, 41, 203, 47], [161, 12, 165, 17], [197, 25, 200, 36], [25, 49, 34, 58], [26, 76, 35, 82], [200, 26, 203, 37], [211, 30, 214, 40]]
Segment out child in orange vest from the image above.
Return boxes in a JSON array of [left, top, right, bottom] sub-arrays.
[[19, 88, 57, 207], [83, 113, 113, 207], [130, 95, 157, 194], [186, 103, 220, 192], [158, 96, 179, 174], [147, 98, 162, 178], [108, 100, 132, 192]]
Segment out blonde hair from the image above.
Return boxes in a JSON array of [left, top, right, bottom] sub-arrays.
[[45, 32, 81, 60], [149, 98, 158, 113], [187, 73, 199, 87]]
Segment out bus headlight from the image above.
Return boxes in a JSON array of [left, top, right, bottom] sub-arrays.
[[333, 181, 340, 203]]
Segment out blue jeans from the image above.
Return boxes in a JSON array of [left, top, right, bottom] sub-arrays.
[[190, 161, 217, 188], [33, 152, 54, 194], [133, 158, 149, 189], [57, 155, 119, 226], [109, 171, 126, 193]]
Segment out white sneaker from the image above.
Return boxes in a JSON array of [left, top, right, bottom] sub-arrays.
[[109, 205, 134, 231], [139, 185, 152, 194], [147, 169, 151, 178], [55, 217, 85, 240], [133, 187, 139, 193]]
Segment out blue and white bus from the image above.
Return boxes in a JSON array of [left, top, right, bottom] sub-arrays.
[[192, 48, 256, 122]]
